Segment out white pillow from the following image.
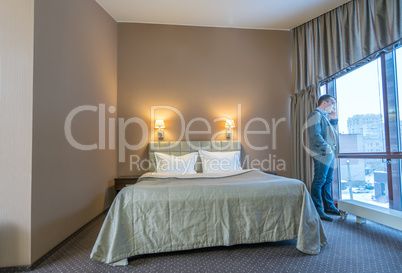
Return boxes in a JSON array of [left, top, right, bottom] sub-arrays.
[[198, 150, 242, 173], [154, 152, 198, 174]]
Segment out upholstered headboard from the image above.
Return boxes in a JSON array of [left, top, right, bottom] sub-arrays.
[[148, 141, 241, 173]]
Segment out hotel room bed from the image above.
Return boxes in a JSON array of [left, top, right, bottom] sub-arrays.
[[90, 169, 327, 266]]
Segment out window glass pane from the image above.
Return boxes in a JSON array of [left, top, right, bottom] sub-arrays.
[[340, 158, 389, 208], [397, 159, 402, 207], [336, 59, 385, 153], [320, 84, 326, 96], [400, 159, 402, 203], [395, 47, 402, 151]]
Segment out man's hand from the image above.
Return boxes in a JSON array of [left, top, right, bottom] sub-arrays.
[[325, 145, 334, 155], [328, 110, 337, 120]]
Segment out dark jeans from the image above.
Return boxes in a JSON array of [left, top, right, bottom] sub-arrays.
[[311, 156, 335, 212]]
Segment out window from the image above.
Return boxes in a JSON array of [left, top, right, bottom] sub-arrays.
[[328, 48, 402, 211], [336, 59, 385, 153], [396, 48, 402, 151], [320, 84, 327, 97]]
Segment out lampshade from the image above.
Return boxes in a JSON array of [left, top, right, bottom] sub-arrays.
[[225, 119, 235, 128], [155, 120, 165, 128]]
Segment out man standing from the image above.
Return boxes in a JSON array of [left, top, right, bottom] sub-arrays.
[[307, 94, 340, 221]]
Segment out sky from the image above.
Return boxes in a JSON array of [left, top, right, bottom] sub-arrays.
[[333, 47, 402, 134]]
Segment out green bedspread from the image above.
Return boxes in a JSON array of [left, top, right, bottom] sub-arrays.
[[90, 170, 327, 266]]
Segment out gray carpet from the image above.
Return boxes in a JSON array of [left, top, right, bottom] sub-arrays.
[[2, 212, 402, 273]]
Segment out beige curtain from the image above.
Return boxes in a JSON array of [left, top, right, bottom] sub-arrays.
[[291, 86, 319, 191], [291, 0, 402, 186]]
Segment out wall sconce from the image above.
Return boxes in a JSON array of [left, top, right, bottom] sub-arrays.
[[225, 119, 235, 139], [155, 120, 165, 140]]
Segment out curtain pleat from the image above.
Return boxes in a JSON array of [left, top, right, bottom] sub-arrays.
[[291, 85, 319, 190], [291, 0, 402, 185]]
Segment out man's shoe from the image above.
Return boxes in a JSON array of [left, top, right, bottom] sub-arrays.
[[317, 210, 333, 222], [325, 206, 341, 216]]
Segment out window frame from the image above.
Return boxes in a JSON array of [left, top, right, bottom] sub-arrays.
[[323, 51, 402, 210]]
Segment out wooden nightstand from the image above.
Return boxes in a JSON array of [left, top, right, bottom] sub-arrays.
[[114, 176, 140, 192], [263, 171, 278, 175]]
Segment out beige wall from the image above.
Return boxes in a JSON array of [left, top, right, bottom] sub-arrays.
[[117, 23, 292, 177], [1, 2, 291, 267], [0, 0, 34, 267], [31, 0, 117, 263]]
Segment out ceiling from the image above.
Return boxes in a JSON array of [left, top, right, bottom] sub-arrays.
[[95, 0, 351, 30]]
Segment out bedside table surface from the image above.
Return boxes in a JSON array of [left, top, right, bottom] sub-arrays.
[[115, 175, 141, 179], [114, 176, 141, 191]]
